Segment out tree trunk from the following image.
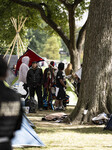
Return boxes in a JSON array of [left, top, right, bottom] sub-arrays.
[[69, 49, 80, 71], [69, 0, 112, 124], [68, 6, 80, 71]]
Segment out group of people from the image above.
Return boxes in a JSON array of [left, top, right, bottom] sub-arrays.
[[0, 56, 82, 150], [18, 56, 68, 111]]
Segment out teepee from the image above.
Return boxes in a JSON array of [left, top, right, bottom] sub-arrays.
[[4, 16, 27, 64]]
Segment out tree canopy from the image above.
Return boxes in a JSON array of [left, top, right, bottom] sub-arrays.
[[0, 0, 90, 70], [0, 0, 89, 45], [40, 35, 60, 60]]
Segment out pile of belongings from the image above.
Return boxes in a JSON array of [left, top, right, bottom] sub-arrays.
[[42, 112, 68, 123], [92, 112, 109, 125]]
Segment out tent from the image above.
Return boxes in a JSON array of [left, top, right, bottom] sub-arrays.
[[4, 17, 27, 64], [12, 115, 44, 147], [15, 47, 44, 74], [104, 116, 112, 131]]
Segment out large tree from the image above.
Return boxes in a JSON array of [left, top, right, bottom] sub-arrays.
[[69, 0, 112, 123], [1, 0, 89, 71]]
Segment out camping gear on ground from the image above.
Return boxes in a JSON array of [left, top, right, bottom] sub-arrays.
[[92, 113, 109, 125], [25, 97, 38, 113], [43, 97, 54, 110], [12, 81, 27, 96], [12, 115, 44, 147], [104, 115, 112, 130], [23, 106, 30, 114], [23, 114, 35, 128], [42, 112, 68, 122]]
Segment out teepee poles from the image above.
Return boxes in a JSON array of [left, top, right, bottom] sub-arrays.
[[4, 16, 27, 64]]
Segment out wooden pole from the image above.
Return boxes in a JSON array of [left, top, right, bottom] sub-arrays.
[[4, 16, 27, 63], [17, 33, 19, 58], [8, 35, 17, 64], [4, 36, 16, 58], [18, 17, 27, 32], [18, 34, 25, 50]]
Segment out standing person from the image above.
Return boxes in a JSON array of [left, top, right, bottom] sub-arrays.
[[43, 61, 55, 109], [55, 62, 66, 110], [65, 63, 73, 76], [18, 56, 30, 97], [0, 57, 22, 150], [27, 61, 43, 110]]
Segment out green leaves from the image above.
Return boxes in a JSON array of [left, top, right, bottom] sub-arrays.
[[0, 0, 90, 55], [40, 35, 60, 60], [75, 0, 90, 19]]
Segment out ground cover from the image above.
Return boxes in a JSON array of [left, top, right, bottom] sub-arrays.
[[15, 107, 112, 150]]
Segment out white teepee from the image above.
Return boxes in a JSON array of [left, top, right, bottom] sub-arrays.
[[4, 16, 27, 64]]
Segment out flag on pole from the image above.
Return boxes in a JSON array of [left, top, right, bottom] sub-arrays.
[[15, 48, 44, 74]]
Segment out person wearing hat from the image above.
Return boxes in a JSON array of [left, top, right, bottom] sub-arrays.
[[0, 57, 22, 150], [27, 61, 43, 110]]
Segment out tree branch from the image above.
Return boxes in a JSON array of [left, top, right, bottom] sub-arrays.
[[73, 0, 84, 8], [39, 3, 51, 18], [58, 0, 69, 8], [10, 0, 70, 48], [76, 19, 87, 52]]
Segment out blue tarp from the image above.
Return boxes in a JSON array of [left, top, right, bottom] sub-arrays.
[[104, 116, 112, 131], [12, 116, 44, 147]]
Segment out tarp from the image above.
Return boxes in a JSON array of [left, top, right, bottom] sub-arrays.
[[12, 116, 44, 147], [15, 48, 44, 74], [23, 114, 35, 128], [104, 115, 112, 130], [6, 69, 16, 86]]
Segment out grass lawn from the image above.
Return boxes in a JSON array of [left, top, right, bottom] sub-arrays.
[[14, 107, 112, 150]]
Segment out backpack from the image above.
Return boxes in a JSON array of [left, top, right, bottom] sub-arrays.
[[25, 97, 38, 113]]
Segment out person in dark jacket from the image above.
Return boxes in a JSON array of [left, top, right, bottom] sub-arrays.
[[0, 57, 22, 150], [27, 61, 43, 110], [55, 62, 66, 110]]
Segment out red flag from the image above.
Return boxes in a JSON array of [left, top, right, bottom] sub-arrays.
[[15, 48, 44, 74]]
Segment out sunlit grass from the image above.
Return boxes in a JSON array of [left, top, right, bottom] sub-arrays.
[[14, 107, 112, 150]]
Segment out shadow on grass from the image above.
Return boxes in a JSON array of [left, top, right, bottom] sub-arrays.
[[35, 127, 57, 134], [63, 126, 112, 134]]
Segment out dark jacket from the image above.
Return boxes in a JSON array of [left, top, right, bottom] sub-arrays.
[[27, 67, 43, 87], [0, 81, 22, 139]]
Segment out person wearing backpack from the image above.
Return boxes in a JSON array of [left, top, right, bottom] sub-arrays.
[[27, 61, 43, 110]]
